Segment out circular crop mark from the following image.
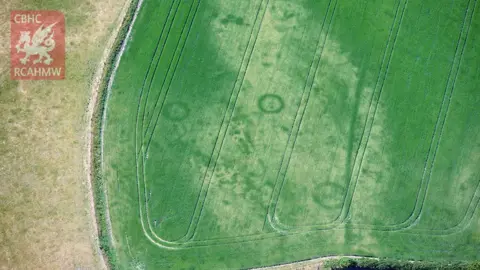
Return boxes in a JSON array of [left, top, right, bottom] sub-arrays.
[[313, 182, 345, 210], [163, 102, 190, 121], [258, 94, 284, 113]]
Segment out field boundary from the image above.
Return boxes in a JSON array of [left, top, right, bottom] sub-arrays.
[[284, 256, 480, 270], [252, 255, 374, 270], [89, 0, 143, 267]]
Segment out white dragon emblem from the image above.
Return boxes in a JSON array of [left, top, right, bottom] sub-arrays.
[[15, 23, 56, 65]]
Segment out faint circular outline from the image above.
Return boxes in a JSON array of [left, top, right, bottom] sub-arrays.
[[163, 102, 190, 121], [258, 94, 284, 113], [313, 182, 345, 210]]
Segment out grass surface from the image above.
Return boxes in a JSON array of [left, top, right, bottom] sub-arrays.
[[0, 0, 125, 268], [103, 0, 480, 269]]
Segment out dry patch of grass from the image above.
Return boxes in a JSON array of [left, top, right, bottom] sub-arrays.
[[0, 0, 125, 269]]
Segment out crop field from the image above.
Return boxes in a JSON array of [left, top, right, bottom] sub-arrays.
[[102, 0, 480, 268]]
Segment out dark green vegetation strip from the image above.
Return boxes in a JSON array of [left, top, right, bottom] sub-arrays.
[[324, 257, 480, 270], [91, 0, 139, 268]]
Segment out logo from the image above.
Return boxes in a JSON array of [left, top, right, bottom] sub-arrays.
[[10, 11, 65, 80]]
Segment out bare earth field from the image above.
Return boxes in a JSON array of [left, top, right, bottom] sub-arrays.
[[0, 0, 125, 268]]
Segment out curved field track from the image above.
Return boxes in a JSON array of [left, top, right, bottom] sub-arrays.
[[102, 0, 480, 268]]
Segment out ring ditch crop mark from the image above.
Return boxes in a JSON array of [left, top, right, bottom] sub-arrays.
[[134, 0, 178, 156], [134, 0, 185, 161], [140, 0, 193, 132], [121, 0, 480, 250], [137, 0, 200, 236], [133, 0, 202, 248], [136, 0, 327, 247], [141, 0, 451, 247], [313, 182, 346, 210], [140, 0, 258, 244], [258, 94, 285, 113], [133, 0, 184, 169], [259, 0, 338, 232], [143, 0, 202, 242], [179, 0, 270, 243], [264, 0, 341, 232], [253, 14, 311, 117], [141, 2, 205, 140], [138, 0, 182, 138], [142, 0, 201, 147], [325, 0, 408, 229], [264, 0, 409, 233], [135, 0, 271, 247], [162, 102, 190, 121], [266, 0, 480, 234]]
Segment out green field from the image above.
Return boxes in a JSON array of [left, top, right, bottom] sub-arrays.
[[102, 0, 480, 268]]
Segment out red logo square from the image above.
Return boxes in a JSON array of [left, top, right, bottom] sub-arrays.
[[10, 11, 65, 80]]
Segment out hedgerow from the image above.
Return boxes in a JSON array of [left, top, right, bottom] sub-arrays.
[[324, 257, 480, 270], [91, 0, 140, 268]]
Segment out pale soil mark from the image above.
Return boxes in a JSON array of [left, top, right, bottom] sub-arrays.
[[253, 255, 377, 270]]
